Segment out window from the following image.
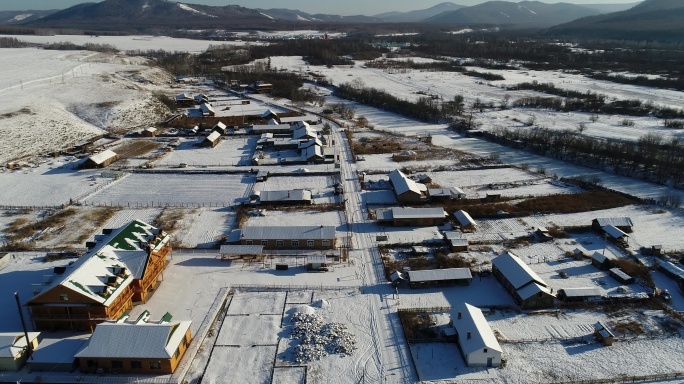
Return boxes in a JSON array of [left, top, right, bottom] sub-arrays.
[[261, 240, 269, 246], [307, 240, 315, 247], [131, 361, 142, 369], [111, 360, 123, 369], [59, 294, 69, 301], [322, 239, 330, 247], [245, 240, 253, 245], [483, 348, 488, 353], [291, 240, 299, 247], [276, 240, 284, 247], [150, 361, 161, 370]]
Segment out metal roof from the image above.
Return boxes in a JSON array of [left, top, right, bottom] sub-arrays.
[[559, 287, 602, 298], [602, 225, 628, 239], [240, 226, 336, 240], [204, 131, 221, 143], [388, 169, 422, 196], [0, 332, 40, 358], [88, 149, 117, 165], [261, 109, 279, 118], [75, 321, 191, 359], [517, 282, 552, 300], [591, 251, 616, 263], [303, 144, 323, 160], [609, 268, 632, 280], [200, 103, 215, 115], [407, 268, 472, 282], [280, 115, 317, 123], [293, 126, 317, 140], [429, 187, 465, 198], [451, 303, 502, 355], [306, 255, 327, 264], [492, 251, 547, 290], [454, 210, 476, 227], [213, 122, 227, 130], [219, 245, 264, 255], [259, 189, 312, 202], [391, 207, 446, 220], [659, 261, 684, 280], [595, 217, 633, 228]]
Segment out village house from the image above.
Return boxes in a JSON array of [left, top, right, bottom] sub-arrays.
[[591, 251, 616, 270], [82, 149, 118, 169], [557, 287, 603, 302], [450, 303, 502, 368], [428, 187, 465, 201], [26, 220, 172, 332], [292, 125, 318, 141], [302, 144, 325, 162], [444, 231, 468, 252], [388, 169, 426, 203], [376, 207, 447, 227], [199, 131, 221, 148], [453, 210, 476, 230], [0, 332, 41, 371], [592, 217, 633, 233], [491, 251, 555, 309], [75, 318, 192, 374], [199, 103, 216, 117], [236, 226, 336, 250], [407, 268, 472, 288], [174, 93, 194, 107]]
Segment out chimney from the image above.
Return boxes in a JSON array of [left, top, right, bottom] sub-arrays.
[[467, 332, 471, 340]]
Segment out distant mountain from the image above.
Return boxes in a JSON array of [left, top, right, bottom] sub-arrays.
[[425, 1, 603, 28], [0, 9, 58, 24], [544, 0, 684, 41], [581, 2, 641, 13], [373, 2, 465, 23], [258, 8, 383, 23], [24, 0, 273, 31]]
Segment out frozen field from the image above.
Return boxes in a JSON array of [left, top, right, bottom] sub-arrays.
[[428, 167, 541, 188], [172, 207, 236, 248], [245, 210, 345, 229], [83, 173, 254, 206], [155, 136, 258, 167]]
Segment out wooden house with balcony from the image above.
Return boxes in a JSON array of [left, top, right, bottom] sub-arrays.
[[26, 220, 172, 332]]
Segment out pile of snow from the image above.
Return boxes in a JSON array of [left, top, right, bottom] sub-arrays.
[[291, 312, 357, 364], [312, 299, 330, 309]]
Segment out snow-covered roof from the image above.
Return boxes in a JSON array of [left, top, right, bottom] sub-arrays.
[[389, 271, 407, 282], [454, 210, 476, 227], [240, 226, 335, 240], [659, 261, 684, 280], [75, 321, 191, 359], [591, 251, 616, 264], [88, 149, 117, 165], [290, 121, 310, 130], [388, 169, 422, 196], [595, 217, 633, 228], [559, 287, 602, 298], [429, 187, 465, 198], [261, 109, 279, 118], [303, 145, 323, 160], [204, 131, 221, 143], [492, 251, 547, 290], [517, 282, 552, 300], [213, 122, 227, 130], [602, 225, 628, 239], [200, 103, 215, 115], [267, 118, 280, 125], [444, 231, 466, 241], [0, 332, 40, 359], [306, 255, 327, 264], [144, 127, 157, 133], [298, 138, 322, 149], [451, 303, 502, 355], [609, 268, 632, 281], [391, 207, 446, 220], [259, 189, 312, 203], [280, 115, 317, 124], [30, 220, 170, 307], [293, 126, 317, 140], [408, 268, 472, 283], [175, 93, 192, 100], [219, 245, 263, 255], [250, 125, 290, 132]]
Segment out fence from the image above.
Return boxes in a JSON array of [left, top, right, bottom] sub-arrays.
[[554, 372, 684, 384], [231, 284, 358, 292]]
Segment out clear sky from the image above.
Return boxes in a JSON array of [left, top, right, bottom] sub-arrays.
[[0, 0, 638, 14]]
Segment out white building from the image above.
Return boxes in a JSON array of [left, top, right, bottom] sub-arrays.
[[451, 303, 502, 367]]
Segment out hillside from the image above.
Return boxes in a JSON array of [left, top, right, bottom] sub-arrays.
[[0, 10, 58, 24], [258, 8, 383, 23], [426, 1, 602, 28], [544, 0, 684, 41], [374, 2, 465, 23]]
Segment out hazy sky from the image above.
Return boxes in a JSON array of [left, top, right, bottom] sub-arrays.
[[0, 0, 638, 14]]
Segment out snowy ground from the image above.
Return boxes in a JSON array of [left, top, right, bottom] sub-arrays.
[[245, 210, 345, 229], [172, 207, 236, 248], [154, 136, 258, 167]]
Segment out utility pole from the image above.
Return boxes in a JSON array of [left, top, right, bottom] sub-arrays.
[[14, 292, 34, 360]]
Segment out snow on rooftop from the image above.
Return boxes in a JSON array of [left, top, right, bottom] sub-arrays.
[[451, 303, 501, 355], [0, 332, 40, 358], [454, 210, 476, 227], [88, 149, 117, 165], [388, 169, 422, 196], [492, 251, 547, 290], [408, 268, 472, 283], [240, 225, 335, 240]]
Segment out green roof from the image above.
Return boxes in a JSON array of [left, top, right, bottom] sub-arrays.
[[107, 220, 154, 251]]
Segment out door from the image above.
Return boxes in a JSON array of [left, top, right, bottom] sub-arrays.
[[487, 358, 493, 368]]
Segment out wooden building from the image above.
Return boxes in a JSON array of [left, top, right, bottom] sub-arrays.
[[376, 207, 447, 227], [212, 122, 228, 135], [0, 332, 41, 371], [75, 319, 192, 374], [174, 93, 194, 107], [491, 251, 555, 309], [593, 322, 615, 346], [407, 268, 472, 288], [557, 287, 603, 302], [141, 127, 157, 137], [592, 217, 633, 233], [26, 220, 171, 332], [444, 231, 468, 252], [82, 150, 118, 169], [255, 189, 312, 206], [609, 268, 635, 284], [454, 210, 476, 229], [199, 131, 221, 148], [388, 169, 426, 203], [450, 303, 502, 367], [237, 226, 336, 250], [591, 251, 616, 270]]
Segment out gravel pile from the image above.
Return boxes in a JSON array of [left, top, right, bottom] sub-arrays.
[[291, 312, 357, 364]]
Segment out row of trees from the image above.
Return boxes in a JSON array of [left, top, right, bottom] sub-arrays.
[[487, 127, 684, 186]]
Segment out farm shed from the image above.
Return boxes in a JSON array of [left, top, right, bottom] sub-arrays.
[[292, 125, 318, 140], [280, 115, 319, 124], [602, 225, 629, 246], [256, 170, 269, 182], [557, 287, 603, 302], [174, 93, 194, 107], [535, 227, 553, 242], [376, 207, 447, 227], [0, 332, 41, 371], [444, 231, 468, 252], [256, 189, 313, 206], [194, 93, 209, 104], [212, 122, 228, 135], [658, 261, 684, 282], [593, 322, 615, 346], [388, 169, 426, 203], [407, 268, 472, 288], [298, 138, 323, 150], [199, 103, 216, 117], [141, 127, 157, 137], [591, 251, 616, 270], [75, 319, 192, 374], [302, 144, 325, 162], [609, 268, 635, 284], [251, 81, 273, 93], [450, 303, 502, 368], [454, 210, 476, 229], [260, 109, 279, 121], [27, 220, 171, 332], [219, 245, 264, 260], [306, 255, 328, 270], [592, 217, 633, 233], [389, 271, 408, 284], [199, 131, 221, 148], [238, 226, 336, 250], [428, 187, 465, 201], [249, 124, 291, 135], [82, 149, 118, 169], [415, 174, 432, 184], [491, 251, 554, 309]]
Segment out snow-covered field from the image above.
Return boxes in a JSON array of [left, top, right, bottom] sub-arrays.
[[172, 207, 236, 248], [83, 173, 254, 206], [245, 210, 345, 229], [155, 136, 258, 167]]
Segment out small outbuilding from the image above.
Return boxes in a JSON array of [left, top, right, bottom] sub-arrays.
[[454, 210, 476, 229], [609, 268, 635, 284], [199, 131, 221, 148], [388, 169, 426, 203], [219, 245, 264, 260], [428, 187, 465, 201], [256, 189, 313, 206], [450, 303, 502, 368], [592, 217, 633, 233], [376, 207, 447, 227], [593, 322, 615, 346], [591, 251, 616, 270], [0, 332, 41, 371], [444, 231, 468, 252], [557, 287, 603, 302], [141, 127, 157, 137], [407, 268, 472, 288], [82, 149, 118, 169], [212, 122, 228, 135], [306, 255, 328, 270]]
